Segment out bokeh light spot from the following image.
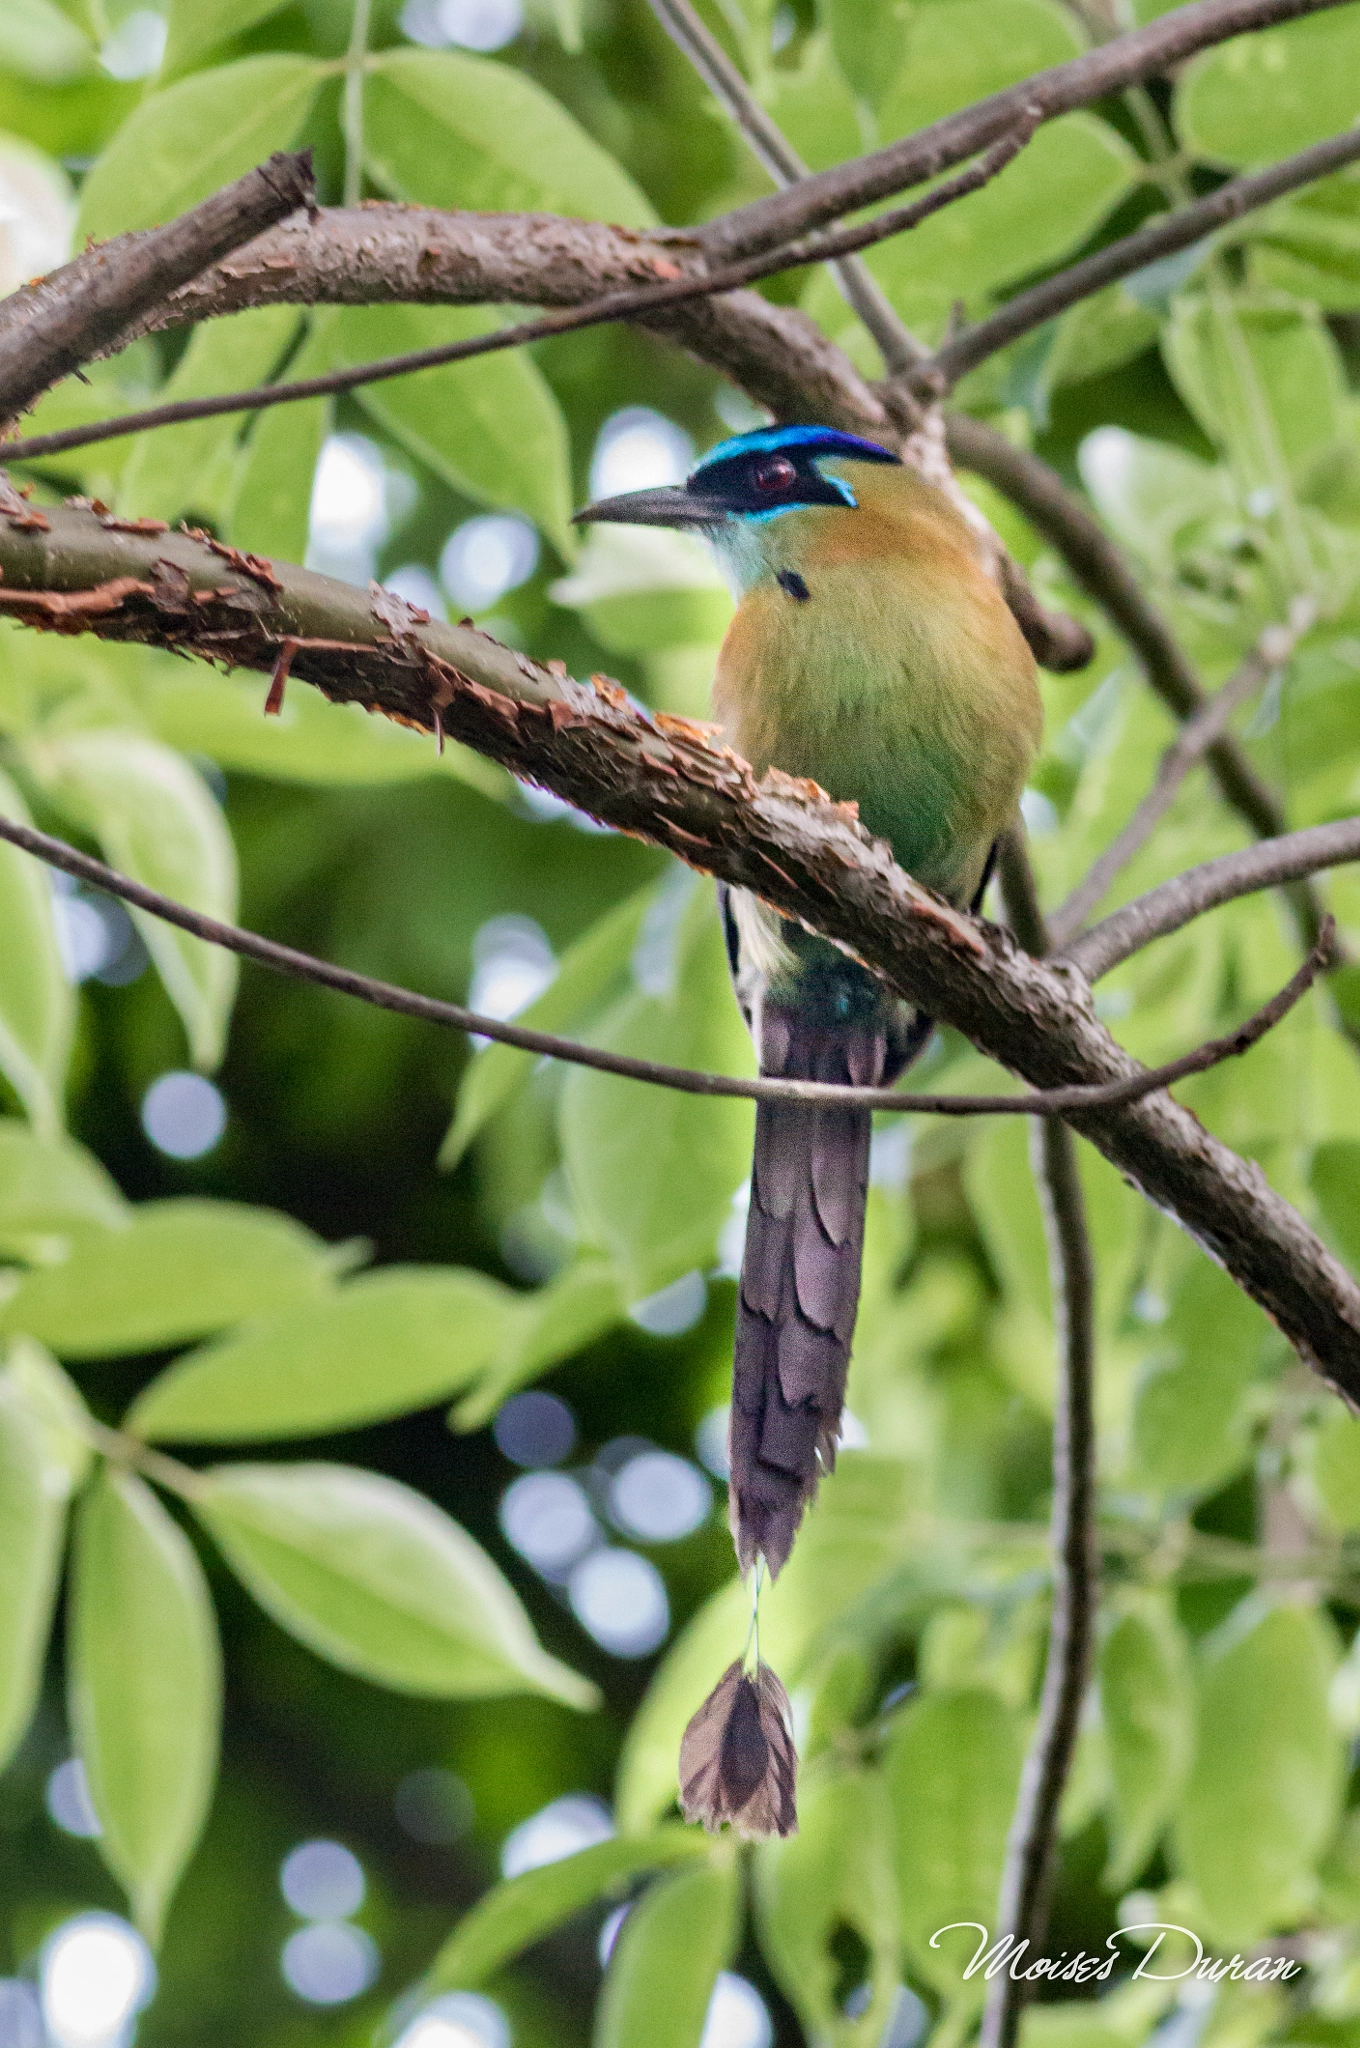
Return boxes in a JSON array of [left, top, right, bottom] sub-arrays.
[[501, 1793, 613, 1878], [280, 1839, 366, 1920], [384, 564, 448, 620], [44, 1758, 102, 1839], [609, 1451, 710, 1542], [140, 1072, 226, 1160], [99, 10, 165, 78], [589, 408, 694, 501], [394, 1768, 475, 1846], [695, 1405, 731, 1480], [701, 1974, 772, 2048], [499, 1471, 597, 1577], [394, 1991, 511, 2048], [493, 1390, 577, 1468], [597, 1904, 628, 1967], [467, 915, 555, 1044], [0, 1979, 43, 2048], [400, 0, 524, 50], [628, 1269, 707, 1337], [568, 1547, 669, 1656], [280, 1924, 378, 2006], [40, 1915, 154, 2048], [440, 515, 539, 614]]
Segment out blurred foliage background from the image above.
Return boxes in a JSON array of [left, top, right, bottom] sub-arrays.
[[5, 0, 1360, 2045]]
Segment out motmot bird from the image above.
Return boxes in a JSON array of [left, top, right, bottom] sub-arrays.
[[576, 425, 1042, 1579]]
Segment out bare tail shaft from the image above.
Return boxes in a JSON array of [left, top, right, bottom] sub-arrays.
[[728, 1007, 885, 1577]]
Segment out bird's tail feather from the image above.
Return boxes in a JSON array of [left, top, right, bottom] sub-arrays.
[[728, 1006, 887, 1579]]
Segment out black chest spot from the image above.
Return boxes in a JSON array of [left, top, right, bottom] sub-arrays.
[[776, 568, 810, 603]]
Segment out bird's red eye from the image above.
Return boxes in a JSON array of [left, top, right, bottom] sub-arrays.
[[752, 455, 797, 492]]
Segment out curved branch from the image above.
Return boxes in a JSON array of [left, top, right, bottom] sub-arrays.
[[0, 501, 1357, 1395], [1067, 817, 1360, 980]]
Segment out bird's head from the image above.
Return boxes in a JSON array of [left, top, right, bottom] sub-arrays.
[[573, 424, 902, 594]]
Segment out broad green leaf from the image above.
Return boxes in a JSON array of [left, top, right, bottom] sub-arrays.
[[548, 526, 731, 657], [162, 0, 291, 77], [761, 34, 866, 174], [449, 1257, 625, 1429], [24, 731, 237, 1068], [0, 1377, 70, 1768], [116, 305, 302, 526], [826, 0, 911, 111], [338, 304, 574, 559], [76, 55, 324, 241], [0, 767, 74, 1138], [1043, 285, 1160, 394], [70, 1468, 221, 1942], [0, 0, 92, 86], [0, 1119, 125, 1237], [1163, 291, 1351, 492], [441, 885, 654, 1169], [1100, 1597, 1194, 1890], [594, 1856, 739, 2048], [143, 662, 506, 797], [364, 48, 655, 224], [1176, 1599, 1343, 1946], [1249, 179, 1360, 312], [3, 1339, 92, 1493], [1176, 10, 1360, 167], [877, 0, 1082, 134], [1310, 1408, 1360, 1532], [1131, 1257, 1265, 1497], [756, 1766, 900, 2046], [227, 311, 335, 563], [1311, 1139, 1360, 1272], [886, 1688, 1024, 1997], [427, 1828, 708, 1992], [195, 1461, 598, 1709], [1076, 426, 1238, 578], [560, 887, 753, 1297], [0, 1199, 338, 1357], [128, 1266, 516, 1442], [617, 1454, 918, 1831]]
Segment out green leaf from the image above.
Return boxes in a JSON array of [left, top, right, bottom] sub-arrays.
[[886, 1688, 1024, 1998], [0, 1120, 125, 1238], [0, 4, 91, 90], [427, 1828, 709, 1992], [364, 48, 655, 225], [3, 1339, 93, 1494], [548, 525, 732, 656], [338, 303, 575, 559], [877, 0, 1082, 134], [128, 1266, 517, 1442], [826, 0, 911, 112], [76, 55, 324, 241], [1176, 1599, 1343, 1946], [761, 33, 867, 175], [162, 0, 292, 78], [449, 1257, 625, 1429], [559, 885, 754, 1298], [194, 1461, 598, 1709], [1100, 1596, 1194, 1890], [1162, 291, 1351, 490], [1311, 1139, 1360, 1271], [1176, 9, 1360, 168], [1131, 1257, 1265, 1497], [441, 884, 654, 1170], [0, 767, 74, 1138], [0, 1199, 338, 1358], [594, 1856, 739, 2048], [1309, 1407, 1360, 1532], [116, 306, 302, 527], [227, 311, 335, 563], [0, 1375, 71, 1769], [756, 1765, 901, 2046], [24, 730, 238, 1067], [69, 1468, 221, 1942]]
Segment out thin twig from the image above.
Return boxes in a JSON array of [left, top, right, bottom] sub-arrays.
[[699, 0, 1353, 260], [1048, 601, 1315, 946], [646, 0, 931, 375], [0, 812, 1328, 1118], [1067, 817, 1360, 981], [0, 151, 315, 425], [0, 131, 1033, 471], [987, 830, 1098, 2048], [918, 128, 1360, 392]]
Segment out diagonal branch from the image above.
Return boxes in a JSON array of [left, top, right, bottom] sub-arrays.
[[1048, 601, 1315, 946], [699, 0, 1353, 260], [0, 811, 1326, 1119], [918, 128, 1360, 394], [0, 500, 1357, 1395], [0, 151, 315, 425]]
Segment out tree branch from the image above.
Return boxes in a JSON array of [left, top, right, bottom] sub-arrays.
[[1066, 817, 1360, 981], [1, 502, 1358, 1397], [919, 128, 1360, 393], [1048, 601, 1315, 946], [0, 151, 315, 425], [0, 811, 1326, 1118], [987, 829, 1098, 2048], [698, 0, 1352, 260]]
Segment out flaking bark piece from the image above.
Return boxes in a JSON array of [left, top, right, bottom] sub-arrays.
[[678, 1657, 797, 1839]]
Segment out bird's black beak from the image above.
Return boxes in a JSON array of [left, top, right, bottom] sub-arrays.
[[572, 484, 731, 529]]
